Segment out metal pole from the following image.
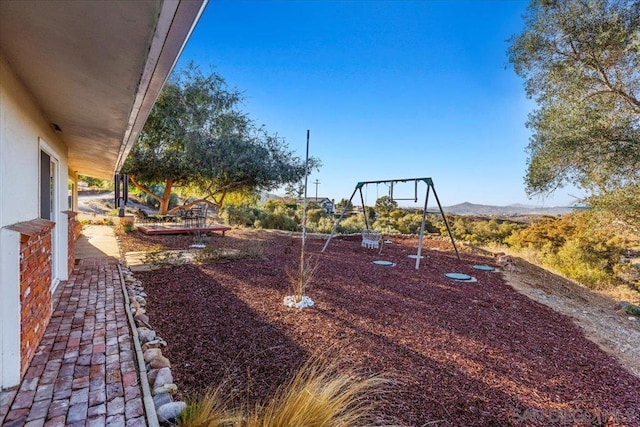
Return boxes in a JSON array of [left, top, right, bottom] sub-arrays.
[[415, 184, 431, 270], [299, 130, 310, 300], [431, 183, 460, 260], [313, 179, 320, 201], [359, 186, 369, 230]]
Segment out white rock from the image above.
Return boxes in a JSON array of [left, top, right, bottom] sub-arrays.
[[284, 295, 315, 309], [153, 383, 178, 396], [153, 367, 174, 388], [137, 327, 156, 343], [157, 401, 186, 423]]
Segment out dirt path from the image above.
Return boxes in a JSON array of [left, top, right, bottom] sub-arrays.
[[502, 257, 640, 379]]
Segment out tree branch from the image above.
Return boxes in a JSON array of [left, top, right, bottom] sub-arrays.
[[129, 175, 162, 203]]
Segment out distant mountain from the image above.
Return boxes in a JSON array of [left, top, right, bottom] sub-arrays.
[[442, 202, 572, 216]]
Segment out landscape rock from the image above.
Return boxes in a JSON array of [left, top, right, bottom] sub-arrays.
[[157, 402, 187, 423], [625, 304, 640, 316], [135, 313, 150, 324], [152, 383, 178, 396], [143, 348, 163, 363], [153, 391, 173, 409], [142, 339, 167, 351], [147, 369, 160, 385], [137, 327, 156, 343], [153, 367, 174, 388], [135, 316, 151, 328], [148, 355, 171, 369], [135, 295, 147, 306]]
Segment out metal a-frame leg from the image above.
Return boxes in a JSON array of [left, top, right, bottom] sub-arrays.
[[322, 187, 359, 253]]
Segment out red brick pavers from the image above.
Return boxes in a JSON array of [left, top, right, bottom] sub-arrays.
[[2, 258, 145, 426]]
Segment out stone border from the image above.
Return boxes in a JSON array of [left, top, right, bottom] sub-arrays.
[[119, 266, 187, 424], [118, 264, 160, 427]]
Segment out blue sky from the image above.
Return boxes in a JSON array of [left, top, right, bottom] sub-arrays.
[[176, 0, 583, 207]]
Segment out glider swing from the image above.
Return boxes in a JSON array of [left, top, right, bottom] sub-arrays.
[[321, 177, 460, 269]]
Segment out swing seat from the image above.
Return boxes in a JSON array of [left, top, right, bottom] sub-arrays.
[[362, 229, 382, 249]]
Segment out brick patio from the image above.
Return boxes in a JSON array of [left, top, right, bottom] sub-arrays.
[[1, 254, 146, 426]]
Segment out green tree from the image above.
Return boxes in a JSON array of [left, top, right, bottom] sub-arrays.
[[284, 182, 304, 200], [222, 188, 260, 208], [508, 0, 640, 224], [123, 63, 317, 214], [335, 198, 354, 214], [78, 175, 109, 189], [374, 196, 398, 218]]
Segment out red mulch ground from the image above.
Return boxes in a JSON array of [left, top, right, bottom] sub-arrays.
[[126, 230, 640, 426]]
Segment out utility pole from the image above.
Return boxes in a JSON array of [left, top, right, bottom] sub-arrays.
[[313, 179, 320, 200]]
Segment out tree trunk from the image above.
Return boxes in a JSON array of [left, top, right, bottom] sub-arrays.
[[158, 179, 173, 214]]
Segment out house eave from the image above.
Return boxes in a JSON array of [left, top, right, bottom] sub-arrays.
[[0, 0, 207, 180]]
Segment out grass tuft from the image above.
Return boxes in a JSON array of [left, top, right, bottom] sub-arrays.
[[178, 386, 240, 427], [177, 357, 393, 427], [285, 255, 319, 303], [247, 357, 389, 427]]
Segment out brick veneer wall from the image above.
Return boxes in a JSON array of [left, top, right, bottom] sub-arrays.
[[7, 218, 56, 376], [64, 211, 81, 277]]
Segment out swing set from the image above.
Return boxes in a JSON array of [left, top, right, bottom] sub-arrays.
[[321, 177, 459, 269]]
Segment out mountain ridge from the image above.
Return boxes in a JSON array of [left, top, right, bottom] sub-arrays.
[[442, 201, 572, 216]]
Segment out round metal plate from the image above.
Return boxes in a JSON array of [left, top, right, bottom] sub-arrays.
[[445, 272, 473, 281], [473, 265, 496, 271]]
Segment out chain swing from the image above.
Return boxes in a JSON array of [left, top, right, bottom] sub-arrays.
[[322, 177, 459, 269]]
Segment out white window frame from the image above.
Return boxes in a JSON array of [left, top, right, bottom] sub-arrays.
[[38, 138, 60, 289]]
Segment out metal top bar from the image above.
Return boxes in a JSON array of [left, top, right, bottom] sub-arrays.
[[355, 177, 432, 189]]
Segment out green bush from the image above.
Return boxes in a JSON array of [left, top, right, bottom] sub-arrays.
[[394, 213, 428, 234], [544, 239, 614, 289], [307, 217, 335, 234], [221, 205, 261, 227], [372, 218, 400, 234], [337, 215, 365, 234], [255, 212, 299, 231], [506, 211, 632, 291], [306, 208, 329, 224]]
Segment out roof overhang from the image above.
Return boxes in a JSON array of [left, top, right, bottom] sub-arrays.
[[0, 0, 206, 179]]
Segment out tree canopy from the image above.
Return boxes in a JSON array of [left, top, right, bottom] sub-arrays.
[[374, 196, 398, 217], [123, 63, 318, 214], [508, 0, 639, 217]]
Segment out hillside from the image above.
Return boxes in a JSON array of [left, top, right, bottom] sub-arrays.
[[443, 201, 573, 216]]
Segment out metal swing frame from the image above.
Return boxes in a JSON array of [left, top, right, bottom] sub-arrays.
[[321, 177, 460, 269]]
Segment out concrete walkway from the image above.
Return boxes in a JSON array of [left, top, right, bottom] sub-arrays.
[[1, 226, 146, 426]]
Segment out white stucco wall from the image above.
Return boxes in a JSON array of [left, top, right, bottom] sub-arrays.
[[0, 229, 20, 388], [0, 54, 71, 389]]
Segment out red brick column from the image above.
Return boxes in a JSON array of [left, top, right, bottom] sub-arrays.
[[7, 218, 56, 376], [63, 210, 81, 277]]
